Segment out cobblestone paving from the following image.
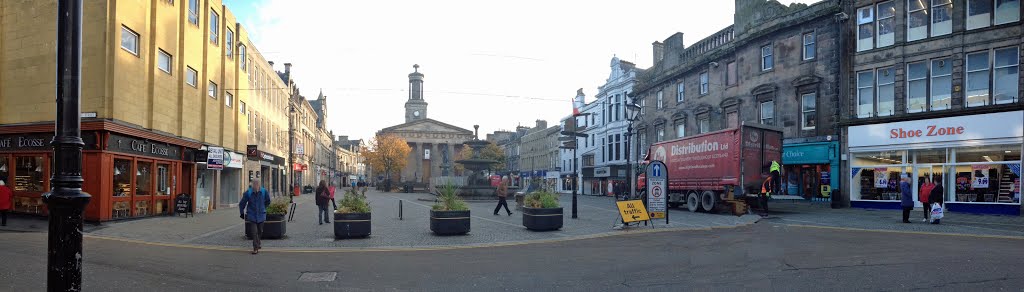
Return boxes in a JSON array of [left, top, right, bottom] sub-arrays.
[[84, 189, 758, 249], [768, 201, 1024, 238]]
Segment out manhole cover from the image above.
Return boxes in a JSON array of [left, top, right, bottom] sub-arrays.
[[298, 272, 337, 282]]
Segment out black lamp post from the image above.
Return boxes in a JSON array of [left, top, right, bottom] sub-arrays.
[[624, 100, 642, 200], [287, 105, 296, 203], [44, 0, 92, 290]]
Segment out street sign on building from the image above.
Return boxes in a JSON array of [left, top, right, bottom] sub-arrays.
[[646, 160, 668, 222], [296, 143, 305, 155]]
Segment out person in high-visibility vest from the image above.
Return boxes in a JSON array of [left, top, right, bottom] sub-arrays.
[[758, 161, 781, 216]]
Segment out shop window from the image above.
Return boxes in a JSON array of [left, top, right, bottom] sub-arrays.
[[136, 161, 152, 197], [850, 150, 908, 201], [932, 0, 953, 36], [113, 159, 131, 197], [907, 62, 928, 113], [930, 58, 953, 110], [951, 144, 1021, 203], [0, 156, 8, 185], [14, 156, 44, 192], [157, 164, 170, 196]]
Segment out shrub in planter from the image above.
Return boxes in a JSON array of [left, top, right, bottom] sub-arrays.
[[334, 189, 372, 239], [430, 183, 470, 235], [247, 197, 289, 239], [522, 191, 563, 231]]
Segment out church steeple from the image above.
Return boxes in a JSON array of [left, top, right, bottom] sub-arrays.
[[405, 64, 428, 123]]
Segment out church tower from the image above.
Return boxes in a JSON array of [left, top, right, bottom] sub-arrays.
[[405, 64, 428, 123]]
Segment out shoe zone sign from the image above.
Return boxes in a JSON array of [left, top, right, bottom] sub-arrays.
[[646, 160, 669, 223]]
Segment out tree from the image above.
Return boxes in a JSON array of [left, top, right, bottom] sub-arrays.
[[454, 141, 507, 172], [363, 134, 411, 191]]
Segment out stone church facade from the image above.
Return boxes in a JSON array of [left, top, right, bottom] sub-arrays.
[[375, 65, 474, 186]]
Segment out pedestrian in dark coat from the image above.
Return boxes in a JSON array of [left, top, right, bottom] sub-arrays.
[[239, 179, 271, 254], [494, 177, 512, 216], [900, 173, 914, 223], [929, 183, 946, 224], [315, 180, 331, 225]]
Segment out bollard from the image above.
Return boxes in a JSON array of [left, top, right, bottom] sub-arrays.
[[399, 199, 403, 220]]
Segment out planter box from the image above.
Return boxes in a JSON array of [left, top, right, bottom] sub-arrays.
[[245, 214, 287, 239], [334, 212, 371, 239], [522, 207, 563, 231], [430, 210, 470, 235]]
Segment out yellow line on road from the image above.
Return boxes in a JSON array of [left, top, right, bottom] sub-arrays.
[[784, 224, 1024, 240]]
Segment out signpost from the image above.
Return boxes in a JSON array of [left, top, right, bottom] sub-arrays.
[[646, 161, 668, 224]]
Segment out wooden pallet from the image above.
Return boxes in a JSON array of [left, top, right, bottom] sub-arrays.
[[725, 200, 748, 216]]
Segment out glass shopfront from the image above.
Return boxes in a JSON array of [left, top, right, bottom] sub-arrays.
[[0, 153, 49, 215], [848, 111, 1023, 215], [782, 141, 840, 201]]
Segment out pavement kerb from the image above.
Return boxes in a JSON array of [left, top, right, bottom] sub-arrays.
[[783, 224, 1024, 241], [81, 217, 761, 253]]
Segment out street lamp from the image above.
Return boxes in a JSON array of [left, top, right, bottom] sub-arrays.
[[44, 1, 91, 290], [624, 99, 642, 201], [287, 104, 296, 203]]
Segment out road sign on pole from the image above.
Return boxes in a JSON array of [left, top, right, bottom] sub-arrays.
[[646, 160, 668, 224]]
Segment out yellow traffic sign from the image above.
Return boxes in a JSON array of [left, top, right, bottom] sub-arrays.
[[616, 200, 650, 223], [650, 211, 665, 219]]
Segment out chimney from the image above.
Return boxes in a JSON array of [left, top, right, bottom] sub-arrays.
[[535, 120, 547, 129], [284, 63, 292, 75], [652, 41, 664, 64], [268, 61, 274, 67]]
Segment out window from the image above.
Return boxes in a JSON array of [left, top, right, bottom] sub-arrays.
[[209, 9, 219, 44], [675, 122, 685, 138], [186, 67, 197, 87], [759, 100, 774, 125], [208, 81, 218, 99], [857, 71, 874, 118], [14, 156, 45, 193], [607, 135, 613, 161], [726, 61, 737, 85], [761, 45, 773, 70], [136, 161, 152, 197], [240, 100, 246, 114], [239, 45, 247, 70], [188, 0, 199, 25], [966, 51, 991, 107], [857, 6, 875, 51], [996, 0, 1021, 24], [640, 98, 646, 115], [699, 72, 709, 94], [802, 33, 816, 60], [656, 91, 664, 109], [676, 83, 685, 102], [615, 94, 622, 121], [930, 58, 952, 110], [225, 92, 233, 108], [157, 49, 172, 74], [801, 93, 816, 130], [907, 62, 928, 113], [908, 0, 929, 41], [615, 134, 621, 161], [655, 125, 665, 142], [226, 29, 234, 58], [933, 0, 954, 36], [877, 1, 896, 47], [877, 67, 895, 116], [698, 118, 710, 133], [120, 26, 139, 55], [994, 47, 1020, 104], [969, 0, 994, 29]]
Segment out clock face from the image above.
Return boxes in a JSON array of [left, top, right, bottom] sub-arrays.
[[414, 110, 420, 117]]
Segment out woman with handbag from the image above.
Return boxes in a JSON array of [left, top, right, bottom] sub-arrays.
[[919, 177, 935, 222], [315, 180, 331, 225], [929, 182, 945, 224]]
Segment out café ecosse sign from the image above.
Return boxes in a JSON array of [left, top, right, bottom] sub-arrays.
[[848, 111, 1024, 148]]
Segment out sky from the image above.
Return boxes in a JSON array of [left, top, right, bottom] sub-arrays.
[[223, 0, 821, 141]]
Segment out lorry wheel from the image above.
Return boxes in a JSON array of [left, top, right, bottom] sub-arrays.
[[700, 191, 717, 213], [686, 192, 700, 212]]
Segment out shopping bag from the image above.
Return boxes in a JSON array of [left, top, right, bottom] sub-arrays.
[[930, 203, 944, 220]]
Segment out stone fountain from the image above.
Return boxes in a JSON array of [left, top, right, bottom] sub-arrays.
[[454, 125, 499, 199]]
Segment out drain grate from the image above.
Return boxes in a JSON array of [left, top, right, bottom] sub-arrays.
[[298, 272, 337, 282]]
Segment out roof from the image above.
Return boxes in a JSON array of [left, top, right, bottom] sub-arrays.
[[378, 118, 473, 135]]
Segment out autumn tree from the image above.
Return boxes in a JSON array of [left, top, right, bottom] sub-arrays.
[[454, 141, 507, 172], [363, 134, 411, 191]]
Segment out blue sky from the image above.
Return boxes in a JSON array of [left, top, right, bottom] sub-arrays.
[[220, 0, 820, 141]]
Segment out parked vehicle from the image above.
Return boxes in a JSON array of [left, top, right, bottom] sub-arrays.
[[637, 123, 782, 213]]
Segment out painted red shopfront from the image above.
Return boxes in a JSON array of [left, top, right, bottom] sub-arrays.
[[0, 121, 202, 221]]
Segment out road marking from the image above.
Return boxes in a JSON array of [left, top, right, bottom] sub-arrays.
[[784, 224, 1024, 240], [184, 223, 244, 243]]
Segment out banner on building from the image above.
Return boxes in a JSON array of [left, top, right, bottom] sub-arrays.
[[207, 147, 224, 170]]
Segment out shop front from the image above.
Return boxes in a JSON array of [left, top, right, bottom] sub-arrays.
[[219, 151, 244, 206], [848, 111, 1023, 215], [0, 125, 201, 221], [782, 141, 839, 202]]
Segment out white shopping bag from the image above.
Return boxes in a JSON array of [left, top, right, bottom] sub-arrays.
[[930, 203, 944, 221]]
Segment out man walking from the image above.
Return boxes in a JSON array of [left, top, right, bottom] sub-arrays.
[[239, 179, 271, 254], [900, 173, 914, 223], [494, 177, 512, 216]]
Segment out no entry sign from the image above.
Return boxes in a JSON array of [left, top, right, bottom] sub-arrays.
[[646, 160, 668, 223]]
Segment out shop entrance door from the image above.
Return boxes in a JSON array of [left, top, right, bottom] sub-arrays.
[[913, 164, 946, 208]]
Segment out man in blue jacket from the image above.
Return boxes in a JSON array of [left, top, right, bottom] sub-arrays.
[[240, 179, 270, 254], [900, 173, 914, 223]]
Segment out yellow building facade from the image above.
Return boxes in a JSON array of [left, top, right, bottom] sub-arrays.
[[0, 0, 290, 221]]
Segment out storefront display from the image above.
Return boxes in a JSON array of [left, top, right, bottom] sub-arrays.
[[781, 141, 839, 201], [848, 111, 1023, 215]]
